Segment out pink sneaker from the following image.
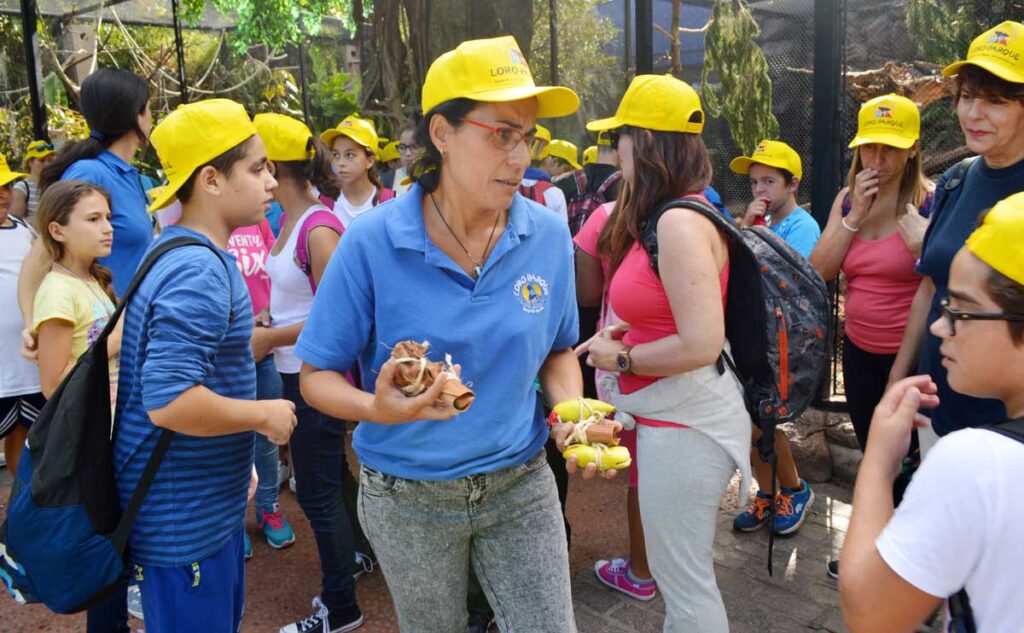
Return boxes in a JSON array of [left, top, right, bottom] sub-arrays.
[[593, 558, 657, 601]]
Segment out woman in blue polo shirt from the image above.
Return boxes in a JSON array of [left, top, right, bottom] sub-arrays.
[[295, 36, 591, 631]]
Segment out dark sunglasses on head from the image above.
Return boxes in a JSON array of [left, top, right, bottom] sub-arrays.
[[939, 297, 1024, 336]]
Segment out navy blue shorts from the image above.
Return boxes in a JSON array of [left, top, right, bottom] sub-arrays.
[[0, 392, 44, 440], [135, 528, 246, 633]]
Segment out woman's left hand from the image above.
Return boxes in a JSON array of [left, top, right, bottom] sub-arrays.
[[578, 324, 629, 371]]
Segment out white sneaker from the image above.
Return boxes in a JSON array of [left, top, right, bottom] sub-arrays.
[[279, 597, 364, 633], [126, 584, 144, 620]]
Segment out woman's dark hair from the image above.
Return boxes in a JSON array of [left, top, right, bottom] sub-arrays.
[[35, 180, 117, 302], [276, 137, 340, 200], [176, 136, 255, 204], [597, 123, 713, 274], [410, 98, 477, 193], [41, 69, 150, 192], [955, 65, 1024, 105]]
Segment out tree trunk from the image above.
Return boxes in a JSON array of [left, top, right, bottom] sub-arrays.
[[670, 0, 682, 75]]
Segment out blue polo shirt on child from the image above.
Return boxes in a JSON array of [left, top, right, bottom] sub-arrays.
[[63, 151, 153, 297], [771, 207, 820, 258], [113, 226, 256, 567], [295, 183, 579, 481]]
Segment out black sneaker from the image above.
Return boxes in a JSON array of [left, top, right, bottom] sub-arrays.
[[279, 598, 364, 633], [467, 613, 495, 633], [352, 551, 377, 582], [826, 559, 839, 580]]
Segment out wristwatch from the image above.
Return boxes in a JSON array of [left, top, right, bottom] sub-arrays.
[[616, 345, 634, 375]]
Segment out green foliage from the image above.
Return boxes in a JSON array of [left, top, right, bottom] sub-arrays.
[[530, 0, 621, 148], [306, 44, 359, 132], [906, 1, 1024, 64], [701, 0, 779, 156], [177, 0, 348, 53]]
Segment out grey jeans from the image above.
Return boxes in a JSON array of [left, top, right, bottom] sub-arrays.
[[358, 449, 576, 633], [638, 425, 735, 633]]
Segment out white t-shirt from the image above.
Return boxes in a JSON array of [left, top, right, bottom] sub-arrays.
[[520, 178, 567, 219], [265, 204, 331, 373], [333, 188, 378, 228], [876, 427, 1024, 632], [0, 216, 41, 397], [13, 179, 40, 219]]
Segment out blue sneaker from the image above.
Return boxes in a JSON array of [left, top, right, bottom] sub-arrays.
[[244, 532, 253, 561], [257, 503, 296, 549], [733, 490, 773, 532], [774, 479, 815, 535]]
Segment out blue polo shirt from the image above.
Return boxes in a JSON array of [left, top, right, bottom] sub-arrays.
[[295, 183, 579, 480], [113, 227, 256, 566], [63, 151, 153, 297]]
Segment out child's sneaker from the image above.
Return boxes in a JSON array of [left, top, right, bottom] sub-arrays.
[[244, 533, 253, 561], [733, 490, 773, 532], [774, 479, 815, 535], [593, 558, 657, 601], [280, 597, 364, 633], [257, 503, 296, 549]]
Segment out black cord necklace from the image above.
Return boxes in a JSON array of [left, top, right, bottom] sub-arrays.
[[429, 192, 502, 279]]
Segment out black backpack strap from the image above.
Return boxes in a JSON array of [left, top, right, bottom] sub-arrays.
[[638, 195, 733, 276], [944, 156, 979, 192], [110, 429, 172, 554]]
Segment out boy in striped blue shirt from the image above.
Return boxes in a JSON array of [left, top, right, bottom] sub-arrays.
[[113, 99, 296, 632]]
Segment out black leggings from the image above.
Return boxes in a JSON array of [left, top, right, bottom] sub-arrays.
[[841, 335, 896, 451], [842, 335, 917, 504]]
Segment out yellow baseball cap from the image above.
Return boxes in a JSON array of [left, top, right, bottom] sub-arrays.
[[531, 123, 552, 159], [253, 113, 315, 163], [381, 140, 401, 163], [583, 145, 598, 165], [730, 140, 803, 180], [848, 94, 920, 150], [421, 36, 579, 118], [24, 140, 56, 161], [0, 153, 28, 187], [587, 74, 704, 134], [943, 21, 1024, 84], [320, 115, 379, 153], [966, 192, 1024, 285], [546, 140, 581, 171], [596, 130, 613, 147], [148, 98, 257, 211]]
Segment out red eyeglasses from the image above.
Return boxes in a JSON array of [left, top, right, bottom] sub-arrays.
[[459, 118, 547, 154]]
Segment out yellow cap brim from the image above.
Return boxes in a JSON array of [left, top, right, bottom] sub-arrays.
[[320, 128, 374, 151], [567, 158, 582, 170], [586, 116, 622, 132], [148, 185, 180, 212], [466, 85, 579, 119], [25, 151, 54, 160], [848, 132, 916, 150], [0, 171, 29, 187], [729, 157, 754, 175], [942, 58, 1024, 84]]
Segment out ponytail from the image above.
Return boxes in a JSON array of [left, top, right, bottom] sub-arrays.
[[89, 261, 117, 304], [308, 137, 340, 200]]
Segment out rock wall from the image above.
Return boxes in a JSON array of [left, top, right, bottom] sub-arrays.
[[781, 408, 862, 486]]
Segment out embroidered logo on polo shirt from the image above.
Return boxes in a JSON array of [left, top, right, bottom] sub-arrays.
[[513, 274, 549, 314]]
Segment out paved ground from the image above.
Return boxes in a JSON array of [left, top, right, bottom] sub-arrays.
[[1, 446, 899, 633]]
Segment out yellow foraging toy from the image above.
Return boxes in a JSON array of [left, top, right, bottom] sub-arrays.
[[552, 398, 615, 422], [563, 444, 632, 471]]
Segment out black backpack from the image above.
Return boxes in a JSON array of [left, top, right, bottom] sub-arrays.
[[639, 195, 830, 574], [947, 416, 1024, 633], [0, 236, 232, 613]]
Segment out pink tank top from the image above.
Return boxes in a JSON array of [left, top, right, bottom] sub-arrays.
[[841, 231, 921, 354], [608, 239, 729, 428]]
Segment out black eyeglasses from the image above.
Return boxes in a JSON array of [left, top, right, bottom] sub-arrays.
[[397, 143, 420, 153], [460, 117, 543, 153], [939, 297, 1024, 336]]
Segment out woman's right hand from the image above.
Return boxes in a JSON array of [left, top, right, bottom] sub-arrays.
[[848, 168, 880, 226], [370, 358, 459, 424], [740, 198, 770, 227]]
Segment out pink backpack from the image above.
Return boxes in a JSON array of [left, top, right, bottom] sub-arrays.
[[294, 208, 344, 293]]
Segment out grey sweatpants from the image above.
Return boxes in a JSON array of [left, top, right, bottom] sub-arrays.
[[638, 425, 735, 633]]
